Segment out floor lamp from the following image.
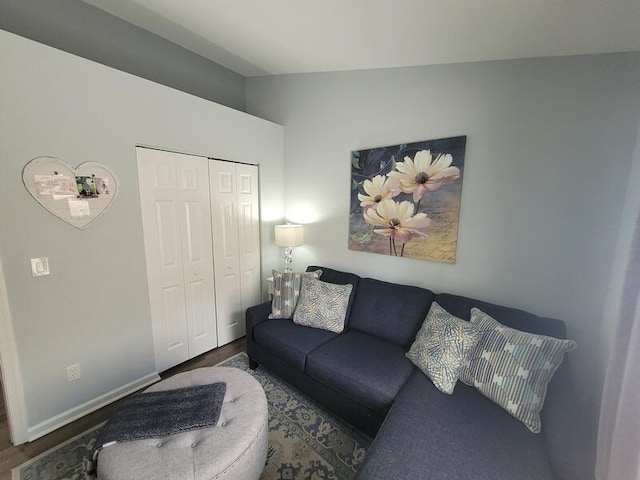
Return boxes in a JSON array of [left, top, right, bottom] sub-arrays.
[[275, 224, 304, 273]]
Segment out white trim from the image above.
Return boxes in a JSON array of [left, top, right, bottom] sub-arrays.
[[27, 372, 160, 442], [0, 257, 29, 445]]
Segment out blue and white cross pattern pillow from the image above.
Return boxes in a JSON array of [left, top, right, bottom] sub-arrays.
[[406, 302, 482, 394], [458, 308, 576, 433]]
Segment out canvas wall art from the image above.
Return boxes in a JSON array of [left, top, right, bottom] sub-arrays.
[[349, 136, 466, 264]]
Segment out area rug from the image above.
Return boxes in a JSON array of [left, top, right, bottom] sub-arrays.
[[13, 353, 370, 480]]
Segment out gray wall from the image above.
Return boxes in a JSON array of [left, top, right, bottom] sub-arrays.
[[246, 53, 640, 435], [0, 30, 283, 436], [0, 0, 245, 111]]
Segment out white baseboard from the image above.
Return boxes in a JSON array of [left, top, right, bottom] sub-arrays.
[[27, 372, 161, 442]]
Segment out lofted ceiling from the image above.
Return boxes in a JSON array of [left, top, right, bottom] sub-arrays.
[[83, 0, 640, 77]]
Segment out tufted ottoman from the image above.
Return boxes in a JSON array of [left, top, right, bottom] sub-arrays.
[[97, 366, 268, 480]]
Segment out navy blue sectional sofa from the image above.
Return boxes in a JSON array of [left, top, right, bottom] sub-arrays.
[[246, 266, 593, 479]]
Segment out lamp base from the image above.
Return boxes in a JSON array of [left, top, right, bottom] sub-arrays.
[[283, 247, 293, 273]]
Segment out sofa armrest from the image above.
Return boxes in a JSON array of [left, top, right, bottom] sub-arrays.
[[543, 360, 596, 480], [245, 301, 272, 361]]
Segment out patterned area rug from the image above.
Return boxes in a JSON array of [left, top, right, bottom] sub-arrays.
[[13, 353, 370, 480]]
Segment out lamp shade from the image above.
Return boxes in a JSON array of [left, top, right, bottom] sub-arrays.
[[275, 224, 304, 247]]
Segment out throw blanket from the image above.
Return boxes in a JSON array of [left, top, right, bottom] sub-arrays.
[[90, 382, 226, 470]]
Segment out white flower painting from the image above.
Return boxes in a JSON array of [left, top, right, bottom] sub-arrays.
[[349, 136, 466, 263]]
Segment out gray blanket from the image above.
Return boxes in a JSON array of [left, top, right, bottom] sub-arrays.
[[91, 382, 226, 469]]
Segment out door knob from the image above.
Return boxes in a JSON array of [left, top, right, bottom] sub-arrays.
[[194, 270, 199, 275]]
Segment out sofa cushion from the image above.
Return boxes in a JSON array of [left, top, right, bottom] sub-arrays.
[[406, 302, 482, 394], [269, 269, 322, 319], [293, 277, 353, 333], [354, 370, 555, 480], [306, 331, 414, 413], [253, 319, 337, 371], [348, 278, 434, 348], [435, 293, 566, 338], [459, 308, 576, 433], [306, 266, 361, 325]]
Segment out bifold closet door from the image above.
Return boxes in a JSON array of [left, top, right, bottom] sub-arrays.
[[137, 148, 217, 372], [236, 163, 261, 319], [209, 160, 260, 346]]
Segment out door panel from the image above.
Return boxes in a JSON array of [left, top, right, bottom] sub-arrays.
[[183, 202, 203, 262], [187, 278, 207, 339], [162, 285, 187, 351], [214, 270, 243, 346], [155, 202, 181, 270], [220, 202, 238, 261]]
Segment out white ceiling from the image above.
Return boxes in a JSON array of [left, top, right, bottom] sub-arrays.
[[84, 0, 640, 77]]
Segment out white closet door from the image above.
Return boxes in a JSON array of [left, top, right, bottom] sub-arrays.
[[137, 148, 217, 371], [209, 160, 244, 346], [236, 163, 261, 329], [176, 159, 218, 358]]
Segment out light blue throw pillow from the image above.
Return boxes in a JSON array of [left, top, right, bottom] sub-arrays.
[[293, 277, 352, 333], [406, 302, 482, 394]]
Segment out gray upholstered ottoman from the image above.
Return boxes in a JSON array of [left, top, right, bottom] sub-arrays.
[[97, 366, 268, 480]]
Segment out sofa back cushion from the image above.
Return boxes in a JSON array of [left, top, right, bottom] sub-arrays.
[[434, 293, 566, 338], [306, 266, 361, 325], [349, 278, 434, 348]]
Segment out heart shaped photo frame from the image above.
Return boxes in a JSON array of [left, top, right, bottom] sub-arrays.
[[23, 157, 119, 230]]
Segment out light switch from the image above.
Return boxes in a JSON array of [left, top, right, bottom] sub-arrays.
[[30, 257, 50, 277]]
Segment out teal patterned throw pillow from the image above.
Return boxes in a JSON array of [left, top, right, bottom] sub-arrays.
[[293, 277, 353, 333], [459, 308, 577, 433], [269, 270, 322, 319], [406, 302, 482, 395]]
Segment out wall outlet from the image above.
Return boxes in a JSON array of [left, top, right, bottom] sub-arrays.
[[66, 364, 81, 382], [30, 257, 50, 277]]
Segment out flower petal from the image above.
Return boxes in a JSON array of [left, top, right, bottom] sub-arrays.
[[412, 185, 427, 202], [372, 175, 386, 190], [376, 199, 396, 221], [404, 212, 431, 229], [362, 178, 376, 196], [372, 228, 393, 237], [364, 207, 387, 227], [396, 157, 416, 175], [397, 200, 414, 221], [413, 150, 433, 172], [430, 166, 460, 181], [427, 153, 453, 175]]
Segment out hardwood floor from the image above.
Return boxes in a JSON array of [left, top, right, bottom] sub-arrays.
[[0, 339, 245, 480], [0, 379, 9, 453]]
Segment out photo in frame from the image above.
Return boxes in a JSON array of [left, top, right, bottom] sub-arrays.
[[349, 136, 466, 264]]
